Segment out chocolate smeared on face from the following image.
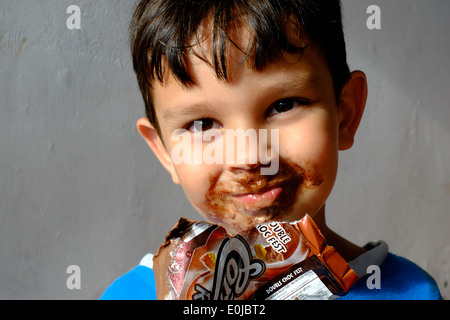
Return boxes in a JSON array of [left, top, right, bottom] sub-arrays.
[[204, 157, 323, 234]]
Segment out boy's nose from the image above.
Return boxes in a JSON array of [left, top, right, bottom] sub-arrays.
[[228, 162, 261, 173], [223, 127, 278, 175]]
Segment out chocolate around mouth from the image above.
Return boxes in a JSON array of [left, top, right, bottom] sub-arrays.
[[204, 157, 324, 229]]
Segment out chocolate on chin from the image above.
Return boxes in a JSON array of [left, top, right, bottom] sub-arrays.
[[153, 214, 359, 300]]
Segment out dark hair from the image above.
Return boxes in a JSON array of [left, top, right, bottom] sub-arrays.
[[130, 0, 350, 129]]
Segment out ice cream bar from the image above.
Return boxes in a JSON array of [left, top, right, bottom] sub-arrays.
[[153, 214, 359, 300]]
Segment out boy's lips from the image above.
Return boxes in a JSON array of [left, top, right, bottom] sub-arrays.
[[222, 176, 295, 214], [232, 186, 283, 208]]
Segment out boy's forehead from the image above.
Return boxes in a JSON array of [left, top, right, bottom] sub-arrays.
[[152, 42, 331, 115]]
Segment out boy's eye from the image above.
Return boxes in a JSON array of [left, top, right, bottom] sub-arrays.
[[186, 118, 221, 133], [266, 98, 310, 117]]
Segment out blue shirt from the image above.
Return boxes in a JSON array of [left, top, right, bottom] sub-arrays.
[[100, 252, 442, 300]]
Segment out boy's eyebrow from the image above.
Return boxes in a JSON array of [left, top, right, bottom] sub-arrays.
[[271, 74, 321, 95], [163, 103, 216, 122]]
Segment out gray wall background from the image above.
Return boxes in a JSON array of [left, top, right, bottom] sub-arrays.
[[0, 0, 449, 299]]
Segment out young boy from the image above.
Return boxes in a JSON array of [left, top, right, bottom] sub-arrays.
[[101, 0, 441, 300]]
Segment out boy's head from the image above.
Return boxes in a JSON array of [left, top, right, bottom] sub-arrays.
[[131, 0, 367, 235]]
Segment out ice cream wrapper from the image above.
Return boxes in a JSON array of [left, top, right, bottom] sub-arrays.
[[153, 214, 359, 300]]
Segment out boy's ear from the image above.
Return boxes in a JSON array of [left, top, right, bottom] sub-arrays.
[[337, 70, 368, 151], [136, 118, 180, 185]]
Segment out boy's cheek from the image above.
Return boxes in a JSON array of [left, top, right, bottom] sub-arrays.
[[279, 114, 339, 155], [279, 138, 338, 205], [174, 163, 218, 202], [280, 132, 338, 175]]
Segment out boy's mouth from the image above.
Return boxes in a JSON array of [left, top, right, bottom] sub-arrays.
[[205, 157, 324, 230], [232, 186, 284, 209]]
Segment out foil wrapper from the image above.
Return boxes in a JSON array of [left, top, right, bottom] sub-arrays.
[[153, 214, 359, 300]]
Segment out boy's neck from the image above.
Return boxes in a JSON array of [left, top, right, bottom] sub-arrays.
[[312, 205, 366, 262]]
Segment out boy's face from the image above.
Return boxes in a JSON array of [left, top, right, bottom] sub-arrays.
[[138, 36, 366, 235]]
